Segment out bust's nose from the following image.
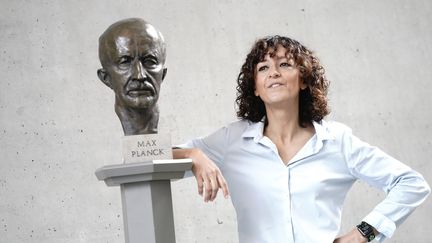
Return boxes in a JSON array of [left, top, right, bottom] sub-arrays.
[[131, 60, 147, 80]]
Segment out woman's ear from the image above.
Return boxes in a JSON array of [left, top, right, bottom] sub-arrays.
[[300, 78, 307, 90]]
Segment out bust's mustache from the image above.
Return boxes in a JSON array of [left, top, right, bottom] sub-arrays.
[[125, 79, 155, 95]]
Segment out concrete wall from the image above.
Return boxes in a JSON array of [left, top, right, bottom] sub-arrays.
[[1, 0, 430, 242]]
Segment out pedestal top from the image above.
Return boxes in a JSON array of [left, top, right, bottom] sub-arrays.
[[95, 159, 193, 186]]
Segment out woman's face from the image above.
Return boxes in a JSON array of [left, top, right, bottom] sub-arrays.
[[254, 46, 306, 108]]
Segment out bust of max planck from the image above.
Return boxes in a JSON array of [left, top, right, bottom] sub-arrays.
[[97, 18, 167, 135]]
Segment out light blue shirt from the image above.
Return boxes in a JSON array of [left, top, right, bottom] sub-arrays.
[[181, 120, 430, 243]]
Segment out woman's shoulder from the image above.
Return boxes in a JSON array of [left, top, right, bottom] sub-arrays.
[[223, 119, 256, 135], [320, 120, 351, 130], [217, 119, 263, 141], [317, 119, 354, 139]]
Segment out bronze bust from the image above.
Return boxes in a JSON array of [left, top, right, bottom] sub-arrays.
[[97, 18, 167, 135]]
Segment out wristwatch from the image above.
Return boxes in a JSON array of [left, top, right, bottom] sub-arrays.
[[356, 221, 375, 242]]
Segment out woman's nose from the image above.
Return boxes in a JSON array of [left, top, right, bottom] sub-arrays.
[[269, 66, 281, 78]]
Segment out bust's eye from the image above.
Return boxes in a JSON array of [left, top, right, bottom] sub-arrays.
[[141, 57, 159, 68], [142, 58, 158, 67], [119, 56, 132, 65]]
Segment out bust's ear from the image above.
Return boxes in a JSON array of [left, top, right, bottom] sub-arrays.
[[162, 67, 167, 81], [97, 69, 112, 89]]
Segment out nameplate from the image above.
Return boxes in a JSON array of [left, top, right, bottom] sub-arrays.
[[122, 134, 172, 163]]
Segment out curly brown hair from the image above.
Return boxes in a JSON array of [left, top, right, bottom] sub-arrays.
[[235, 35, 330, 127]]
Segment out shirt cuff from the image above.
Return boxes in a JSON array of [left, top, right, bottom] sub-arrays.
[[363, 211, 396, 242], [172, 141, 194, 149], [173, 142, 195, 178]]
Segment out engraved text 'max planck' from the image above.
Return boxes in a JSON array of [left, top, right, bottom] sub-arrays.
[[131, 139, 166, 158], [123, 133, 172, 163]]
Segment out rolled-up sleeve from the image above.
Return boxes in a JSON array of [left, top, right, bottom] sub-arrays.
[[343, 130, 431, 241], [175, 126, 230, 168]]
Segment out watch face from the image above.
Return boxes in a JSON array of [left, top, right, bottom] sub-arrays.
[[357, 221, 375, 242]]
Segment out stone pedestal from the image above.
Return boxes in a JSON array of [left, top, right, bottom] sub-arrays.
[[95, 159, 192, 243]]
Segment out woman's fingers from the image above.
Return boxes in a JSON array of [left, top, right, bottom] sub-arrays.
[[209, 177, 219, 201], [200, 168, 228, 202], [190, 148, 230, 202], [196, 174, 204, 196], [217, 172, 230, 199], [202, 174, 213, 202]]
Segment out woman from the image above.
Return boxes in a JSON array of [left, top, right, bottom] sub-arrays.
[[174, 36, 430, 243]]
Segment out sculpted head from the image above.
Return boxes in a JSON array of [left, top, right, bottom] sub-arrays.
[[98, 18, 167, 111], [97, 18, 167, 135]]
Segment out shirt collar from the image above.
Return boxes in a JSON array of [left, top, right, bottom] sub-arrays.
[[312, 120, 336, 141], [241, 119, 335, 143], [241, 120, 265, 143]]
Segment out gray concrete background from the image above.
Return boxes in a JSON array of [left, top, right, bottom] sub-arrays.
[[0, 0, 431, 242]]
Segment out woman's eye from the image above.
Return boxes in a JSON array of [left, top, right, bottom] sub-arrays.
[[280, 62, 291, 67], [258, 66, 268, 72]]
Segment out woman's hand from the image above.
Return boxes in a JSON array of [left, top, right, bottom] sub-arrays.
[[173, 148, 230, 202], [333, 228, 367, 243]]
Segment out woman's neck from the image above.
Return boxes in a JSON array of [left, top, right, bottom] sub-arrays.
[[263, 101, 305, 142]]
